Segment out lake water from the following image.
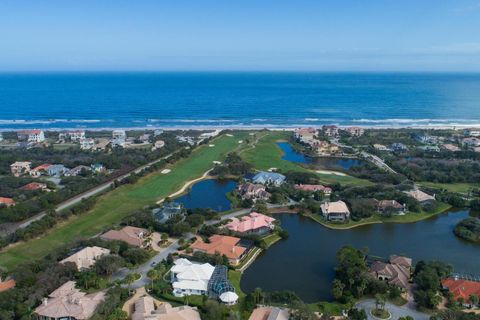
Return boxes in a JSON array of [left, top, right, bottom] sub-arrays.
[[277, 142, 313, 164], [174, 179, 237, 212], [315, 157, 364, 170], [241, 210, 480, 303], [2, 72, 480, 130]]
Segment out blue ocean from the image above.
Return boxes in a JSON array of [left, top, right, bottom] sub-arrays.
[[1, 72, 480, 130]]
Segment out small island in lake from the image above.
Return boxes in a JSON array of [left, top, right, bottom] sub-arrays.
[[454, 217, 480, 243]]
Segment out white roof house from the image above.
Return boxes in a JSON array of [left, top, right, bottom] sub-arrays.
[[60, 246, 110, 270], [169, 258, 215, 297]]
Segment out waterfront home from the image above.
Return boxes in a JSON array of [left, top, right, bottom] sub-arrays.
[[191, 235, 248, 266], [252, 171, 286, 187], [152, 139, 165, 151], [370, 255, 412, 290], [389, 143, 408, 152], [67, 130, 86, 141], [34, 281, 105, 320], [199, 130, 220, 139], [17, 129, 45, 143], [237, 182, 271, 202], [343, 126, 364, 137], [10, 161, 32, 177], [100, 226, 151, 248], [112, 129, 127, 147], [153, 202, 185, 223], [46, 164, 69, 177], [294, 127, 317, 143], [60, 246, 110, 271], [169, 258, 215, 297], [373, 143, 389, 151], [322, 125, 339, 137], [377, 200, 406, 215], [404, 189, 435, 204], [176, 135, 196, 146], [414, 133, 439, 145], [249, 306, 290, 320], [442, 277, 480, 308], [464, 128, 480, 137], [294, 183, 332, 195], [20, 182, 48, 191], [0, 197, 16, 207], [131, 296, 201, 320], [79, 138, 95, 150], [313, 140, 340, 155], [0, 277, 16, 293], [225, 212, 276, 235], [65, 165, 91, 177], [154, 129, 163, 136], [320, 200, 350, 222]]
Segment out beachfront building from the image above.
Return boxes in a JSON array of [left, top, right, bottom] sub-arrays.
[[225, 212, 276, 235], [79, 138, 95, 150], [343, 126, 364, 137], [294, 127, 317, 143], [0, 197, 16, 207], [464, 128, 480, 137], [60, 246, 110, 271], [249, 307, 290, 320], [20, 182, 48, 192], [294, 184, 332, 196], [320, 200, 350, 222], [404, 189, 435, 204], [0, 132, 3, 142], [112, 130, 127, 147], [100, 226, 151, 248], [153, 202, 185, 223], [17, 129, 45, 143], [252, 171, 286, 187], [34, 281, 105, 320], [131, 296, 201, 320], [370, 255, 412, 291], [191, 235, 249, 266], [442, 277, 480, 308], [169, 258, 215, 297], [67, 130, 86, 142], [10, 161, 31, 177], [236, 182, 271, 202], [322, 125, 339, 138]]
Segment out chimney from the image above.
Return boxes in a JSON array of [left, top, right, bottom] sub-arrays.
[[43, 298, 48, 306]]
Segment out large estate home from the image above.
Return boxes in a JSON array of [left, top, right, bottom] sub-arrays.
[[169, 258, 215, 297], [294, 127, 317, 144], [294, 183, 332, 195], [321, 200, 350, 222], [18, 129, 45, 143], [131, 296, 201, 320], [252, 171, 286, 187], [191, 235, 249, 265], [370, 199, 406, 215], [442, 277, 480, 308], [10, 161, 31, 177], [60, 246, 110, 271], [370, 255, 412, 290], [153, 201, 185, 223], [404, 189, 435, 204], [322, 125, 339, 137], [237, 182, 271, 202], [225, 212, 276, 235], [34, 281, 105, 320], [100, 226, 151, 248]]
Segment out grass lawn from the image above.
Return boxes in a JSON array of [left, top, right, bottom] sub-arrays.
[[228, 270, 245, 298], [241, 131, 371, 186], [419, 181, 480, 194], [0, 132, 249, 271], [262, 233, 282, 248]]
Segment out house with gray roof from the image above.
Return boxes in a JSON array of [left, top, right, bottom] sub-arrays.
[[252, 171, 286, 187]]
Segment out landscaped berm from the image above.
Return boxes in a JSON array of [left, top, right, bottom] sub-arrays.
[[0, 132, 249, 271]]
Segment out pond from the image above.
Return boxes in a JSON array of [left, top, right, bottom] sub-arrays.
[[241, 209, 480, 303], [315, 157, 364, 170], [174, 179, 237, 212], [277, 142, 313, 164]]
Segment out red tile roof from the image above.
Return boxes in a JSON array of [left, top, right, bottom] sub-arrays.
[[191, 235, 246, 260], [33, 164, 52, 171], [0, 197, 16, 206], [442, 278, 480, 303], [20, 182, 47, 191], [0, 278, 16, 292]]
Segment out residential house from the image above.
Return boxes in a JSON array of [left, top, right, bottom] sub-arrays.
[[131, 296, 201, 320], [60, 246, 110, 271], [67, 130, 86, 142], [46, 164, 69, 177], [100, 226, 151, 248], [152, 140, 165, 151], [20, 182, 48, 192], [313, 140, 340, 155], [236, 183, 271, 202], [93, 138, 110, 151], [462, 137, 480, 148], [79, 138, 95, 150], [10, 161, 31, 176], [225, 212, 276, 235], [153, 202, 185, 223], [322, 125, 339, 137], [91, 163, 106, 173], [191, 235, 249, 266], [30, 164, 52, 177], [169, 258, 215, 297], [154, 129, 163, 136], [17, 129, 45, 143], [377, 200, 406, 215], [0, 277, 16, 293], [418, 145, 440, 152], [252, 171, 286, 187], [463, 128, 480, 137], [373, 144, 389, 151], [404, 189, 435, 204], [139, 133, 151, 142], [249, 307, 290, 320], [34, 281, 105, 320], [176, 135, 196, 146], [320, 200, 350, 222], [294, 184, 332, 196], [65, 165, 91, 177], [0, 197, 16, 207], [442, 143, 461, 152], [112, 130, 127, 147], [343, 126, 365, 137], [415, 134, 438, 144], [390, 143, 408, 152], [199, 130, 220, 139], [370, 255, 412, 290], [294, 128, 317, 143], [442, 277, 480, 308]]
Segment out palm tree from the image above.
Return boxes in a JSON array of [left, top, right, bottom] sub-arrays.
[[147, 269, 160, 291], [125, 273, 137, 291]]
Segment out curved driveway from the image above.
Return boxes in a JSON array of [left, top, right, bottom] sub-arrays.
[[356, 299, 429, 320]]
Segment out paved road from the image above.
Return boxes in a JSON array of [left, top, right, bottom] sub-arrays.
[[356, 299, 429, 320]]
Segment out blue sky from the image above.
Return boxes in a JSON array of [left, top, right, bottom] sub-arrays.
[[1, 0, 480, 71]]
